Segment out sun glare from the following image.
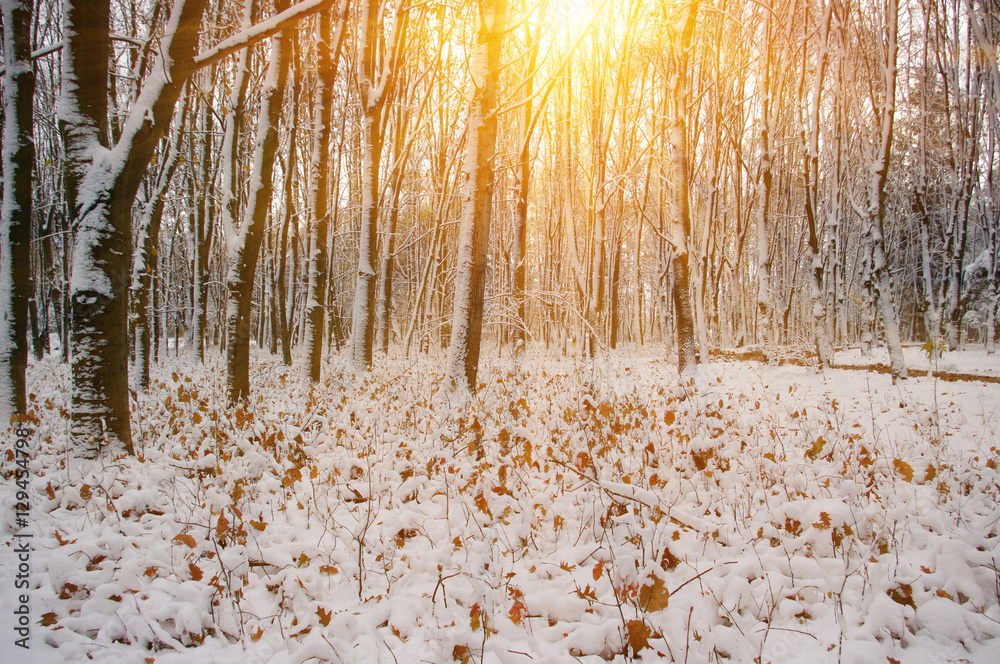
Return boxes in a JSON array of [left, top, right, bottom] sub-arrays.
[[549, 0, 593, 32]]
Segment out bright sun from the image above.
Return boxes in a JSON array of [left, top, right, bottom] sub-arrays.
[[548, 0, 594, 32]]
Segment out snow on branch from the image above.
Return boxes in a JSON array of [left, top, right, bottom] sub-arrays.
[[193, 0, 336, 70]]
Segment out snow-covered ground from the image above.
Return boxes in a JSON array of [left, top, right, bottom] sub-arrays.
[[3, 346, 1000, 663]]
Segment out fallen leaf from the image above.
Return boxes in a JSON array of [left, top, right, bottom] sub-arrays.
[[627, 619, 650, 654], [172, 533, 197, 548], [639, 573, 669, 612]]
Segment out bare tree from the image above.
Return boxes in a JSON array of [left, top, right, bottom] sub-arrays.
[[0, 0, 36, 423], [445, 0, 508, 392]]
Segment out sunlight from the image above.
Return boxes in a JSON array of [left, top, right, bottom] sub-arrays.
[[548, 0, 593, 32]]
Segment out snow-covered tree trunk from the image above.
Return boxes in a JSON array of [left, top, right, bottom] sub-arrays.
[[276, 45, 300, 367], [802, 0, 834, 367], [350, 0, 408, 374], [664, 0, 700, 380], [217, 0, 254, 248], [303, 3, 347, 383], [225, 4, 293, 405], [445, 0, 507, 392], [131, 91, 188, 392], [0, 0, 36, 424], [190, 92, 216, 363], [754, 9, 777, 347], [375, 107, 416, 355], [863, 0, 906, 381], [509, 19, 541, 354], [61, 0, 208, 454]]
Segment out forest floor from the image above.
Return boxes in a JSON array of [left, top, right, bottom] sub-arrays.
[[2, 345, 1000, 663]]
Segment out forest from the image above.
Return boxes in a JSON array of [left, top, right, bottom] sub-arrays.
[[1, 0, 999, 662]]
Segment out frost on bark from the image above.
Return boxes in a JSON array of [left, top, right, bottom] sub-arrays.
[[862, 0, 907, 381], [350, 0, 408, 374], [190, 92, 216, 363], [445, 0, 507, 393], [225, 1, 293, 406], [663, 1, 699, 380], [0, 0, 35, 424], [304, 2, 347, 383], [754, 9, 777, 345], [60, 0, 208, 454], [131, 92, 188, 392], [802, 0, 834, 367]]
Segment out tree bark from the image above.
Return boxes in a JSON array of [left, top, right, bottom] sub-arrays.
[[225, 0, 293, 405], [445, 0, 507, 392], [131, 91, 188, 391], [61, 0, 208, 454], [0, 0, 36, 424], [351, 0, 408, 373], [304, 2, 347, 382]]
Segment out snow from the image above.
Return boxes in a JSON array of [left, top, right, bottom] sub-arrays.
[[3, 345, 1000, 663]]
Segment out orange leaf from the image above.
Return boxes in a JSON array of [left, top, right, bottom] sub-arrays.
[[639, 573, 669, 612], [144, 566, 159, 578], [592, 560, 604, 582], [470, 604, 482, 631], [453, 645, 471, 664], [320, 565, 339, 575], [172, 533, 197, 548], [509, 599, 526, 624], [79, 484, 92, 500], [282, 467, 302, 487], [250, 520, 267, 531], [317, 606, 332, 626], [474, 492, 492, 518], [40, 612, 58, 626], [893, 459, 914, 482], [813, 512, 832, 530], [251, 627, 264, 642], [216, 514, 230, 542], [627, 619, 650, 654], [189, 562, 203, 581]]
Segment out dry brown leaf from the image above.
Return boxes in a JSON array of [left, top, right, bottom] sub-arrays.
[[172, 533, 197, 548]]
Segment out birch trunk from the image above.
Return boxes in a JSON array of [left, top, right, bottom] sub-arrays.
[[802, 0, 834, 366], [864, 0, 907, 380], [665, 1, 700, 379], [351, 0, 408, 373], [445, 0, 507, 392]]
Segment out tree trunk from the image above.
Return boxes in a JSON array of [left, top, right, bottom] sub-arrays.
[[445, 0, 507, 393], [802, 0, 834, 367], [190, 94, 215, 363], [863, 0, 906, 381], [665, 1, 700, 379], [350, 0, 408, 373], [61, 0, 208, 454], [304, 3, 347, 382], [131, 91, 188, 391], [0, 0, 36, 424], [225, 2, 293, 405], [509, 22, 540, 354], [276, 54, 299, 366]]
